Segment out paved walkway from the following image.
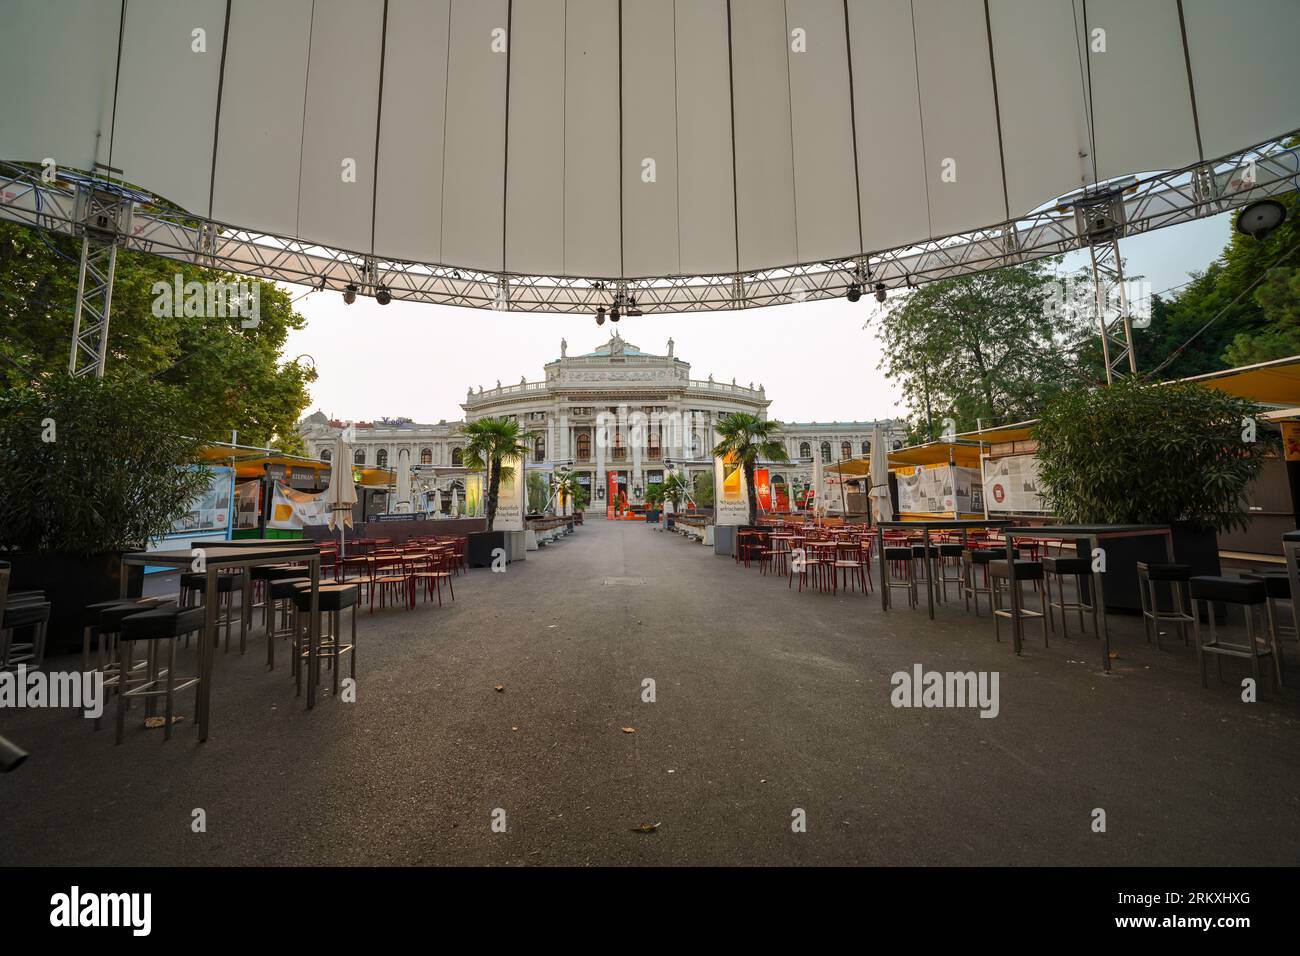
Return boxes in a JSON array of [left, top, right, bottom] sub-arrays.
[[2, 519, 1298, 865]]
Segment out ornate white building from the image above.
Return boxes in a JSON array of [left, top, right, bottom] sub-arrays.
[[298, 333, 900, 509]]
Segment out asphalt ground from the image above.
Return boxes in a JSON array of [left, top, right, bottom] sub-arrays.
[[2, 518, 1297, 866]]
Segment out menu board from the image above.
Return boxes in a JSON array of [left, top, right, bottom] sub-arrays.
[[171, 467, 233, 533], [983, 455, 1048, 513]]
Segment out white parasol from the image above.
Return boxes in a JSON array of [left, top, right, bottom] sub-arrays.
[[325, 435, 358, 555], [870, 424, 894, 524]]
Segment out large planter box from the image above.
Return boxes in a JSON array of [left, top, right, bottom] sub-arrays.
[[8, 552, 144, 654], [466, 531, 506, 568], [1070, 524, 1221, 617], [644, 509, 660, 522]]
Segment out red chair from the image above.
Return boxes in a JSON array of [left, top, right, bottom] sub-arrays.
[[412, 551, 456, 607]]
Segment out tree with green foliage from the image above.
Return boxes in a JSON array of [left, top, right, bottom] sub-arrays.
[[692, 471, 713, 508], [1034, 379, 1270, 533], [0, 374, 211, 555], [712, 412, 790, 525], [872, 259, 1089, 439], [526, 471, 549, 513], [0, 222, 316, 452], [461, 417, 532, 531]]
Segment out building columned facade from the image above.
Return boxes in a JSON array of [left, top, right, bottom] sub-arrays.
[[298, 333, 900, 508]]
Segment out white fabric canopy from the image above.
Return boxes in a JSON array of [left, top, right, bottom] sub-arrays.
[[4, 0, 1295, 289], [870, 424, 894, 524]]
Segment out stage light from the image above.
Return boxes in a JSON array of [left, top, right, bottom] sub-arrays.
[[596, 307, 606, 326], [1235, 199, 1287, 240], [873, 282, 887, 303], [846, 284, 861, 302], [376, 285, 392, 305], [343, 284, 358, 305], [610, 307, 620, 322]]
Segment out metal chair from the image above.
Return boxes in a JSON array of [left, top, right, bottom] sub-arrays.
[[1190, 576, 1282, 694], [1044, 556, 1101, 641]]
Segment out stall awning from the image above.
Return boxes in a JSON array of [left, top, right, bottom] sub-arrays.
[[1179, 354, 1300, 407], [955, 420, 1039, 444], [888, 441, 984, 469], [197, 444, 394, 487]]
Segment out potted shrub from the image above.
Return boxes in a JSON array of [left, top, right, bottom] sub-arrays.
[[711, 412, 790, 556], [460, 416, 531, 566], [1034, 378, 1271, 611], [0, 374, 210, 651]]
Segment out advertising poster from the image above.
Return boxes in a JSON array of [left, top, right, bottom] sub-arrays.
[[754, 468, 771, 512], [983, 455, 1048, 513], [896, 465, 981, 515], [268, 482, 331, 528], [1283, 423, 1300, 462], [494, 457, 526, 531], [714, 454, 749, 526], [464, 474, 484, 517]]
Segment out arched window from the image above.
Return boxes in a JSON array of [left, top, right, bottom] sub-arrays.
[[820, 442, 831, 463], [799, 442, 811, 459], [420, 448, 433, 465], [576, 433, 592, 461], [376, 449, 388, 468], [353, 449, 365, 465], [451, 447, 463, 466], [320, 447, 332, 462], [534, 435, 546, 463], [841, 441, 852, 460], [861, 440, 870, 455]]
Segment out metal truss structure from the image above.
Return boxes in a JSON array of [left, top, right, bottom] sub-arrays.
[[1, 132, 1296, 330], [65, 180, 132, 377]]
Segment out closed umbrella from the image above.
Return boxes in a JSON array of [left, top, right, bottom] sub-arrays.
[[431, 487, 443, 516], [450, 486, 460, 517], [395, 450, 412, 512], [811, 452, 824, 520], [326, 435, 358, 556], [870, 424, 893, 524]]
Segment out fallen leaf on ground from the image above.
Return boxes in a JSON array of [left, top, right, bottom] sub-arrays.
[[511, 726, 519, 731], [494, 684, 505, 692], [143, 716, 184, 729], [630, 822, 660, 833], [1108, 651, 1120, 660], [621, 726, 636, 734]]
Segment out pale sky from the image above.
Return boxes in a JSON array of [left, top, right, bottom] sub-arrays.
[[283, 212, 1233, 428]]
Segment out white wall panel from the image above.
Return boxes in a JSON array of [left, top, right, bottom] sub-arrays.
[[211, 0, 313, 234], [441, 0, 509, 271], [912, 0, 1007, 237], [1083, 0, 1198, 180], [297, 0, 384, 253], [564, 0, 621, 277], [846, 0, 929, 253], [0, 0, 121, 174], [1182, 0, 1300, 159], [989, 0, 1093, 214], [674, 0, 736, 275], [374, 0, 451, 264], [506, 0, 566, 275], [113, 0, 225, 216], [787, 0, 860, 261], [621, 0, 679, 277], [731, 0, 797, 271]]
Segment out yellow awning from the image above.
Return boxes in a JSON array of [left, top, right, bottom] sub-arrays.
[[955, 419, 1039, 444], [826, 457, 872, 477], [197, 444, 394, 487], [1179, 354, 1300, 407], [888, 441, 984, 469]]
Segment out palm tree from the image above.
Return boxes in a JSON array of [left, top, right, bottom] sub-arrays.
[[661, 472, 691, 510], [553, 472, 586, 514], [461, 417, 532, 531], [711, 412, 789, 526]]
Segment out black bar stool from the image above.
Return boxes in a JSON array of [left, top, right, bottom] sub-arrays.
[[883, 546, 917, 609], [291, 584, 360, 697], [1043, 556, 1100, 640], [936, 543, 964, 602], [87, 598, 175, 727], [962, 548, 1019, 616], [251, 564, 311, 627], [1137, 561, 1193, 649], [1, 598, 50, 671], [115, 605, 205, 743], [180, 571, 243, 652], [1241, 571, 1295, 665], [990, 559, 1047, 646], [266, 577, 311, 669], [1189, 576, 1283, 693]]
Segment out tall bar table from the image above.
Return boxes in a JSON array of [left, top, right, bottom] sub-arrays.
[[120, 542, 322, 740], [876, 519, 1012, 619], [1283, 530, 1300, 649], [1002, 524, 1173, 672]]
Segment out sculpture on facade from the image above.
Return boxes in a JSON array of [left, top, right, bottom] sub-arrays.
[[560, 337, 568, 358]]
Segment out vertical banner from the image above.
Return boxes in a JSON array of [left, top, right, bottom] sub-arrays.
[[464, 473, 484, 517], [754, 468, 771, 512], [607, 471, 618, 519], [1283, 423, 1300, 461], [714, 454, 749, 526], [494, 456, 525, 531]]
